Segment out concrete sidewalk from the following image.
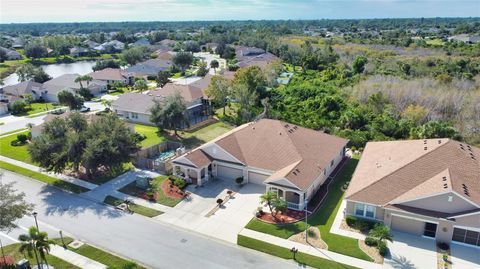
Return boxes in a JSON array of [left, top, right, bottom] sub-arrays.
[[0, 156, 98, 190], [239, 228, 382, 269], [330, 200, 366, 240], [50, 244, 107, 269]]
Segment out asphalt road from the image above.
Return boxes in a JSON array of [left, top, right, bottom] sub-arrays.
[[1, 170, 297, 269]]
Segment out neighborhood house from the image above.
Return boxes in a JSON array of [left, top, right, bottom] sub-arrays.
[[345, 139, 480, 247], [172, 119, 348, 210], [42, 74, 107, 102]]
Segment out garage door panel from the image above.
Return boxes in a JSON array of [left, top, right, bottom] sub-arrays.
[[248, 171, 269, 185], [217, 165, 243, 180], [391, 216, 425, 236]]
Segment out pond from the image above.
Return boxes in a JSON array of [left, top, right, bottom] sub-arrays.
[[3, 61, 96, 86]]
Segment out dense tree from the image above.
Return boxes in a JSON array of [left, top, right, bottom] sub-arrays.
[[121, 46, 151, 65], [29, 113, 139, 179], [15, 64, 52, 83], [18, 227, 54, 268], [172, 51, 193, 71], [156, 70, 171, 87], [58, 90, 84, 110], [0, 49, 7, 62], [9, 100, 28, 114], [92, 59, 121, 71], [183, 41, 200, 52], [134, 79, 148, 92], [196, 61, 209, 77], [0, 181, 33, 231], [149, 31, 168, 43], [233, 66, 267, 99], [149, 92, 187, 136], [205, 76, 231, 115], [410, 121, 460, 139], [352, 55, 368, 74], [24, 43, 48, 59], [210, 59, 219, 73]]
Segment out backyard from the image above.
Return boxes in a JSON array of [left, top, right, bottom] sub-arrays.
[[244, 156, 373, 262], [119, 175, 185, 207]]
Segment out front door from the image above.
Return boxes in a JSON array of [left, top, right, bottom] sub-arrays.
[[423, 222, 437, 238]]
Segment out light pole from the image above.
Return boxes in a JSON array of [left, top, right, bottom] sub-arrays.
[[59, 231, 67, 250], [290, 247, 298, 261], [304, 199, 309, 242], [32, 212, 39, 231]]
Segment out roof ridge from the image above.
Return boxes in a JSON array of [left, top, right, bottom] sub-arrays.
[[346, 138, 451, 200]]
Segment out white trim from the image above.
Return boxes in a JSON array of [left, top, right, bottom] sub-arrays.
[[390, 213, 439, 224], [247, 167, 273, 176], [265, 177, 301, 190], [453, 225, 480, 233], [345, 199, 381, 208], [208, 143, 245, 165], [215, 161, 244, 170], [449, 210, 480, 219], [451, 190, 480, 208]]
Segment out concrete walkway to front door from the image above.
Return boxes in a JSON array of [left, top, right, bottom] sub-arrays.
[[383, 232, 437, 269]]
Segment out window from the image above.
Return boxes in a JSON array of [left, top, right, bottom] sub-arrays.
[[452, 227, 480, 246], [131, 112, 138, 119], [355, 203, 365, 216], [354, 203, 376, 219]]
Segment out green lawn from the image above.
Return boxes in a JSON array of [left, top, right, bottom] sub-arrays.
[[237, 235, 359, 269], [2, 240, 80, 269], [135, 124, 167, 148], [0, 131, 33, 164], [245, 156, 373, 262], [52, 237, 145, 269], [135, 121, 233, 149], [0, 128, 28, 137], [103, 195, 163, 217], [14, 102, 61, 116], [119, 175, 183, 207], [0, 160, 89, 193]]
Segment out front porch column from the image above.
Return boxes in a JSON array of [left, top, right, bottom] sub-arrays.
[[197, 169, 203, 186], [172, 165, 178, 176]]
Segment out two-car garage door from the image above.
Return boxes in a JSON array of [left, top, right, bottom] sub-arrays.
[[216, 165, 243, 180], [391, 215, 425, 236]]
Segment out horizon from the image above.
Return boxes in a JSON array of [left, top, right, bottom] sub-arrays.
[[1, 0, 479, 24]]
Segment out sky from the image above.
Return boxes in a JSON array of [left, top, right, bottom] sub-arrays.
[[0, 0, 479, 23]]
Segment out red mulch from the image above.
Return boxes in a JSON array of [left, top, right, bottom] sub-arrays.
[[0, 256, 14, 266], [161, 178, 185, 199], [257, 209, 306, 224]]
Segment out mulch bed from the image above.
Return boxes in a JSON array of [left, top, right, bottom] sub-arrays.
[[257, 209, 306, 224], [161, 178, 185, 199]]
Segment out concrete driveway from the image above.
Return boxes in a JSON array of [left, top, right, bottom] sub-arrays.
[[383, 232, 437, 269], [451, 244, 480, 269], [157, 179, 264, 243]]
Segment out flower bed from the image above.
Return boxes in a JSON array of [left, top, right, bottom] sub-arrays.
[[161, 177, 186, 199], [256, 209, 306, 224]]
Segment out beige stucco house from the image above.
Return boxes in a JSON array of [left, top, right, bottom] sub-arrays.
[[345, 139, 480, 247], [172, 119, 348, 210]]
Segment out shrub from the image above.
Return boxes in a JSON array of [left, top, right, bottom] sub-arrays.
[[17, 133, 28, 143], [346, 215, 357, 227], [172, 177, 187, 189], [378, 241, 389, 257], [437, 242, 450, 251], [235, 176, 244, 184], [134, 133, 146, 142], [216, 198, 223, 205], [365, 236, 378, 246]]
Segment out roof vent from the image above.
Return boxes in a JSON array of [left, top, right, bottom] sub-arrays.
[[442, 176, 447, 181], [292, 171, 297, 176], [424, 147, 428, 151], [279, 132, 282, 135], [284, 124, 289, 128], [443, 184, 448, 189], [293, 126, 298, 130], [423, 140, 427, 144], [438, 140, 442, 144]]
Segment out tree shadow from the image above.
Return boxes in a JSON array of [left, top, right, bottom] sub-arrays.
[[386, 254, 416, 269], [39, 185, 123, 219]]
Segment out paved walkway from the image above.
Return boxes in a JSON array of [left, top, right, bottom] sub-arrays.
[[83, 169, 174, 213], [0, 156, 98, 190], [239, 228, 382, 269], [50, 244, 107, 269]]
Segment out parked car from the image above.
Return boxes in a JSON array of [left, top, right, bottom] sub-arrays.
[[79, 106, 91, 113]]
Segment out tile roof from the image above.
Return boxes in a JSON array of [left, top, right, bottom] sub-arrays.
[[346, 139, 480, 207], [173, 119, 348, 190]]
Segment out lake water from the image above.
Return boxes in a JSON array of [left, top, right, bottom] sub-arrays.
[[3, 61, 96, 86]]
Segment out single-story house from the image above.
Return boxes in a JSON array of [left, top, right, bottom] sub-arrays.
[[84, 40, 100, 49], [94, 40, 125, 53], [125, 58, 173, 78], [1, 81, 45, 101], [345, 139, 480, 247], [235, 45, 280, 69], [11, 38, 24, 49], [0, 47, 22, 60], [158, 39, 177, 47], [448, 34, 480, 44], [88, 68, 134, 86], [70, 46, 91, 57], [131, 38, 151, 46], [42, 74, 107, 102], [172, 119, 348, 210]]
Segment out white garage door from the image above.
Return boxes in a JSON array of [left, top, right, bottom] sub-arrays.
[[247, 171, 269, 185], [391, 216, 425, 236], [216, 165, 243, 180]]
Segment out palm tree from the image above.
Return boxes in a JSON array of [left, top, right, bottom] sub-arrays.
[[210, 59, 219, 74], [18, 227, 42, 268], [368, 223, 394, 244], [18, 226, 54, 269], [260, 191, 278, 216], [74, 75, 93, 89]]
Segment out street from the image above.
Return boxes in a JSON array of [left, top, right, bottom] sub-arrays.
[[0, 170, 296, 269]]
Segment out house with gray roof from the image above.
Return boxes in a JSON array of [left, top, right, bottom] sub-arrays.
[[0, 47, 22, 60], [1, 81, 45, 101], [235, 45, 280, 69], [125, 58, 173, 78], [42, 74, 107, 102], [345, 139, 480, 247]]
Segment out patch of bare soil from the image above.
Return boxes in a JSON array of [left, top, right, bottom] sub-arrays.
[[288, 227, 327, 249], [358, 240, 383, 263]]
